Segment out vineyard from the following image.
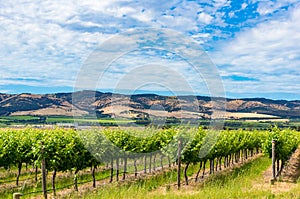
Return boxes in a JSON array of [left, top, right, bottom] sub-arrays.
[[0, 127, 299, 198]]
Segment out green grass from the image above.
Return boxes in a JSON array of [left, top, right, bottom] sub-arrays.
[[69, 157, 273, 199], [0, 123, 7, 127], [46, 116, 135, 124], [0, 166, 38, 184], [289, 121, 300, 127], [69, 168, 181, 199], [187, 157, 273, 199], [0, 116, 135, 126], [0, 116, 40, 121], [276, 184, 300, 199], [0, 155, 172, 199], [3, 157, 300, 199], [0, 115, 298, 129], [0, 118, 10, 122], [0, 166, 111, 199]]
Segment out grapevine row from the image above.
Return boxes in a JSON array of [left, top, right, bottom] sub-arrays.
[[0, 127, 299, 195]]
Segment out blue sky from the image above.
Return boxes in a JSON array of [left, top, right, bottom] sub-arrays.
[[0, 0, 299, 100]]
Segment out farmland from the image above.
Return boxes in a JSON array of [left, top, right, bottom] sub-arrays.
[[0, 127, 299, 198], [0, 115, 299, 131], [0, 116, 135, 127]]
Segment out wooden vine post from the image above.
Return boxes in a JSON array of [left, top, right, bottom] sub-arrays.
[[271, 139, 276, 184], [41, 142, 47, 199], [177, 139, 182, 190]]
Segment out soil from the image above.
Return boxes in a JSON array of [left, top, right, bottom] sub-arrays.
[[252, 146, 300, 195], [281, 147, 300, 183], [252, 164, 297, 194]]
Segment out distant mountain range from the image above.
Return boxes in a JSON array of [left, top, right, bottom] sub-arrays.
[[0, 91, 299, 119]]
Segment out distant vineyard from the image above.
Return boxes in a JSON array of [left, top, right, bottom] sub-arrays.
[[0, 127, 299, 197]]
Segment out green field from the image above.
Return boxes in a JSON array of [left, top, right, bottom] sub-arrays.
[[0, 115, 298, 130], [72, 157, 274, 199], [0, 115, 136, 126], [46, 116, 135, 124], [0, 127, 299, 198], [2, 156, 300, 198]]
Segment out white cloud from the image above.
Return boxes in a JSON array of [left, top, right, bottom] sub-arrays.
[[198, 12, 214, 24], [0, 0, 119, 88], [211, 4, 300, 94], [213, 0, 232, 9], [241, 3, 248, 10], [0, 0, 298, 99], [72, 26, 222, 96], [228, 11, 235, 18], [257, 0, 299, 16]]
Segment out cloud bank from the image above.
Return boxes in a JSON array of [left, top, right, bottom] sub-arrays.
[[0, 0, 299, 99]]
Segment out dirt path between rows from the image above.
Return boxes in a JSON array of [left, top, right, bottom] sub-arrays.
[[251, 165, 297, 194], [252, 147, 300, 195], [281, 147, 300, 182]]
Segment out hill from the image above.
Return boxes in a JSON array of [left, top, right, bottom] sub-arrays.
[[0, 91, 299, 119]]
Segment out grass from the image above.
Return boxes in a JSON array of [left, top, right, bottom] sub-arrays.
[[0, 155, 172, 199], [0, 115, 297, 130], [0, 166, 37, 183], [69, 156, 273, 199], [276, 184, 300, 199], [0, 166, 111, 199], [0, 116, 39, 120], [3, 156, 300, 198], [289, 121, 300, 128], [46, 116, 135, 124], [150, 156, 300, 199], [55, 160, 200, 199], [0, 116, 135, 126]]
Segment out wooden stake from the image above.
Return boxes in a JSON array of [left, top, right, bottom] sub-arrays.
[[177, 139, 181, 190], [41, 142, 47, 199], [271, 139, 276, 184]]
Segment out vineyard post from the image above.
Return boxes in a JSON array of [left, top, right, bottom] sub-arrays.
[[271, 139, 276, 184], [41, 142, 47, 199], [177, 139, 181, 190]]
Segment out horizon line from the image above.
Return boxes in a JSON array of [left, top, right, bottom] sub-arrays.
[[1, 89, 299, 102]]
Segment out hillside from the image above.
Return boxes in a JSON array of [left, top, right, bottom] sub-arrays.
[[0, 91, 299, 119]]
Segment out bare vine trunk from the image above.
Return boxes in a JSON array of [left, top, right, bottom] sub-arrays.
[[144, 156, 147, 173], [122, 156, 127, 180], [195, 161, 203, 182], [16, 162, 22, 186], [109, 158, 113, 183], [92, 165, 96, 188], [184, 163, 190, 185], [202, 159, 207, 178], [116, 158, 119, 181], [52, 169, 57, 196], [74, 169, 79, 191], [134, 159, 137, 177]]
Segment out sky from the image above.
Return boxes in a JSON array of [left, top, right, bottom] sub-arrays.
[[0, 0, 299, 100]]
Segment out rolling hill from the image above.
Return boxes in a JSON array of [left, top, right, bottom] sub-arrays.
[[0, 91, 299, 119]]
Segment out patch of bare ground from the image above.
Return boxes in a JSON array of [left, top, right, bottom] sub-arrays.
[[251, 165, 297, 194], [251, 147, 300, 195], [281, 147, 300, 183]]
